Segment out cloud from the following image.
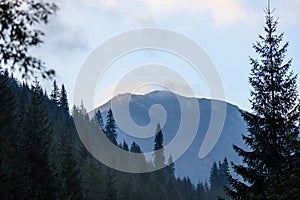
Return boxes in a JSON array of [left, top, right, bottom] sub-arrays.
[[99, 0, 257, 28], [41, 1, 91, 53]]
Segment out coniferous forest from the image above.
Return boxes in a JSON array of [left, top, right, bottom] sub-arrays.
[[0, 71, 231, 200], [1, 0, 300, 199]]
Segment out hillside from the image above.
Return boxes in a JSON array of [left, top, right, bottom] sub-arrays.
[[92, 90, 247, 183]]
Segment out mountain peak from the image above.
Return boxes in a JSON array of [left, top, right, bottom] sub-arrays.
[[91, 90, 246, 183]]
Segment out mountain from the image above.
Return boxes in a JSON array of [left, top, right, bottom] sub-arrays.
[[92, 90, 247, 183]]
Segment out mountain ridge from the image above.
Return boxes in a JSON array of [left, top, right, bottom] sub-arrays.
[[91, 90, 246, 183]]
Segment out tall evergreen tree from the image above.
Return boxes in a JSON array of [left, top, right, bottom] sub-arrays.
[[130, 142, 142, 153], [0, 70, 32, 199], [81, 155, 105, 199], [50, 80, 59, 104], [23, 79, 56, 199], [209, 161, 219, 192], [105, 109, 117, 145], [218, 158, 230, 200], [59, 131, 83, 200], [95, 109, 104, 131], [105, 171, 118, 200], [7, 103, 32, 200], [219, 158, 230, 189], [122, 140, 129, 151], [0, 70, 16, 139], [228, 2, 300, 199], [167, 155, 175, 177], [153, 123, 165, 169], [196, 182, 207, 200], [59, 84, 69, 115]]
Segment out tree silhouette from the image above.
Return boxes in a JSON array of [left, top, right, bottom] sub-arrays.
[[228, 2, 300, 199], [105, 109, 117, 145], [59, 84, 69, 115], [50, 80, 59, 104], [0, 0, 58, 78], [153, 123, 165, 169]]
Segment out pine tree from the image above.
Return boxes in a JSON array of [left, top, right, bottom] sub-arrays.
[[167, 155, 175, 177], [0, 70, 32, 199], [153, 123, 165, 169], [60, 131, 83, 200], [228, 2, 300, 199], [50, 80, 59, 104], [105, 109, 117, 145], [81, 155, 105, 199], [78, 100, 89, 121], [59, 84, 69, 115], [95, 109, 104, 131], [105, 171, 118, 200], [23, 79, 56, 199], [209, 161, 219, 191], [130, 142, 142, 153], [219, 158, 230, 189], [197, 182, 207, 200], [7, 112, 32, 200], [122, 140, 129, 151], [0, 70, 16, 144], [218, 158, 230, 200]]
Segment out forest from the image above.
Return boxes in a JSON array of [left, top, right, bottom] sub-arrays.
[[0, 71, 231, 199], [1, 0, 300, 199]]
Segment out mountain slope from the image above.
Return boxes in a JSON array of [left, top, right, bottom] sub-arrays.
[[92, 90, 246, 183]]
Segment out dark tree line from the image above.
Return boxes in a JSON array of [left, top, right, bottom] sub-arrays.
[[0, 72, 228, 199], [2, 0, 299, 199]]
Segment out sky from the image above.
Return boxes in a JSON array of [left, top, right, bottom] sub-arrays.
[[32, 0, 300, 112]]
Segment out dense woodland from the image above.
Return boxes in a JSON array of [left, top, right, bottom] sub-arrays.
[[1, 0, 300, 199], [0, 72, 231, 199]]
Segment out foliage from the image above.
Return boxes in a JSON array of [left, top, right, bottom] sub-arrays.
[[153, 123, 165, 169], [227, 4, 300, 200], [0, 0, 58, 78], [1, 73, 228, 199]]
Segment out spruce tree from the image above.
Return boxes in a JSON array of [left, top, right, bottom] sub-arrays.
[[105, 109, 117, 145], [130, 142, 142, 153], [50, 80, 59, 104], [23, 79, 56, 199], [228, 2, 300, 199], [218, 158, 230, 200], [60, 131, 83, 200], [59, 84, 69, 115], [95, 109, 104, 131], [122, 140, 129, 151], [209, 161, 219, 192], [81, 155, 105, 199], [219, 158, 230, 190], [0, 70, 32, 199], [197, 182, 207, 200], [153, 123, 165, 169], [0, 70, 16, 144], [105, 171, 118, 200], [167, 155, 175, 177], [7, 110, 32, 200]]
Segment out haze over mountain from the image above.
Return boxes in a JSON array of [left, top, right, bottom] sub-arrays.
[[92, 90, 247, 183]]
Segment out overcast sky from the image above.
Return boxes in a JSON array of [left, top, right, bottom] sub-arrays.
[[33, 0, 300, 111]]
